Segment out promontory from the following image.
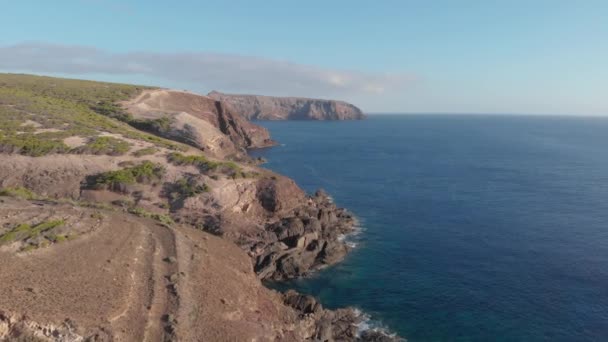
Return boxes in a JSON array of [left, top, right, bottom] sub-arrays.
[[208, 91, 365, 121]]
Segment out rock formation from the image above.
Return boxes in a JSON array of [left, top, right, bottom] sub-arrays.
[[208, 91, 366, 121], [122, 89, 275, 158]]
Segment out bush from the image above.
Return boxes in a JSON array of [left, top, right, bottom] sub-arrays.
[[132, 146, 158, 157], [131, 117, 173, 135], [90, 161, 165, 192], [0, 187, 39, 200], [0, 133, 69, 156], [74, 136, 131, 156], [167, 152, 211, 169], [89, 100, 133, 122], [0, 220, 65, 245], [171, 177, 210, 199], [167, 152, 248, 178]]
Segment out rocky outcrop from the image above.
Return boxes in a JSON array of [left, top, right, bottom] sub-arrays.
[[251, 189, 356, 280], [208, 91, 365, 121], [283, 291, 403, 342], [122, 89, 275, 157], [170, 173, 357, 280]]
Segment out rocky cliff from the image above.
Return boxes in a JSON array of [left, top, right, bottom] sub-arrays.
[[208, 91, 366, 121], [122, 89, 275, 158], [0, 74, 400, 341]]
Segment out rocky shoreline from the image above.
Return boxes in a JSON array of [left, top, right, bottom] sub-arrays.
[[251, 189, 357, 280], [248, 178, 403, 341], [282, 290, 401, 342], [0, 74, 401, 341]]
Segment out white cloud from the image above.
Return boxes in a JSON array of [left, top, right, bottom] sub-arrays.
[[0, 42, 416, 100]]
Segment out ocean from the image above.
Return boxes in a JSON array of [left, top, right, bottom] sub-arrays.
[[248, 114, 608, 342]]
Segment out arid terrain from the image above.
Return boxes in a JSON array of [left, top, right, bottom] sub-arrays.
[[0, 74, 398, 341]]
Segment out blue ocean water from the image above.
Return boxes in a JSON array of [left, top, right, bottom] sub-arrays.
[[249, 115, 608, 342]]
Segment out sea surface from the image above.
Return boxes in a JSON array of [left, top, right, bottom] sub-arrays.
[[248, 114, 608, 342]]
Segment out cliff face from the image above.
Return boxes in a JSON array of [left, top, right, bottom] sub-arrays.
[[208, 91, 365, 121], [122, 89, 275, 157]]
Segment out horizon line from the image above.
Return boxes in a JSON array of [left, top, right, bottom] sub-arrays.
[[366, 112, 608, 118]]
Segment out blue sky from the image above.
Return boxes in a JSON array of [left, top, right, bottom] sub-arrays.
[[1, 0, 607, 115]]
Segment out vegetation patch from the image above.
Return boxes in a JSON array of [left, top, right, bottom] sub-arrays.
[[0, 132, 70, 156], [0, 220, 65, 245], [127, 207, 174, 227], [167, 152, 211, 169], [173, 177, 210, 198], [88, 161, 165, 192], [132, 146, 158, 157], [164, 176, 210, 208], [73, 136, 131, 155], [0, 187, 40, 200], [0, 73, 187, 153], [131, 117, 173, 135], [167, 152, 251, 178]]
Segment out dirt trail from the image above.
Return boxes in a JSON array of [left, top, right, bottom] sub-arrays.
[[0, 199, 178, 341], [0, 199, 315, 341]]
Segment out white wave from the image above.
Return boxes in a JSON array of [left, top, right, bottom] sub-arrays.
[[346, 241, 358, 248], [353, 308, 401, 340], [338, 217, 365, 250]]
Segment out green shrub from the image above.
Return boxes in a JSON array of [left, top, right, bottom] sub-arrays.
[[167, 152, 211, 169], [0, 187, 39, 200], [0, 133, 69, 156], [132, 146, 158, 157], [131, 117, 173, 134], [89, 100, 133, 122], [74, 136, 131, 156], [171, 177, 210, 199], [167, 152, 248, 178], [0, 220, 65, 245], [90, 161, 165, 192]]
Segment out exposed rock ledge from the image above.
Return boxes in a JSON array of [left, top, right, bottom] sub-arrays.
[[251, 189, 356, 280], [208, 91, 365, 121]]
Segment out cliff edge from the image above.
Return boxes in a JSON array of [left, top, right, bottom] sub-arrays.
[[208, 91, 365, 121], [122, 89, 275, 158]]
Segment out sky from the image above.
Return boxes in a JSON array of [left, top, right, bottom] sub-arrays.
[[1, 0, 607, 115]]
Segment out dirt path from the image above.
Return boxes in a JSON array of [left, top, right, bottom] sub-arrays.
[[0, 200, 178, 341], [0, 199, 313, 341]]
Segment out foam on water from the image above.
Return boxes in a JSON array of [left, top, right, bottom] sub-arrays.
[[354, 309, 401, 340]]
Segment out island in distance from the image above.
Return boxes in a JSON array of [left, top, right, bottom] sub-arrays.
[[208, 91, 366, 121]]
